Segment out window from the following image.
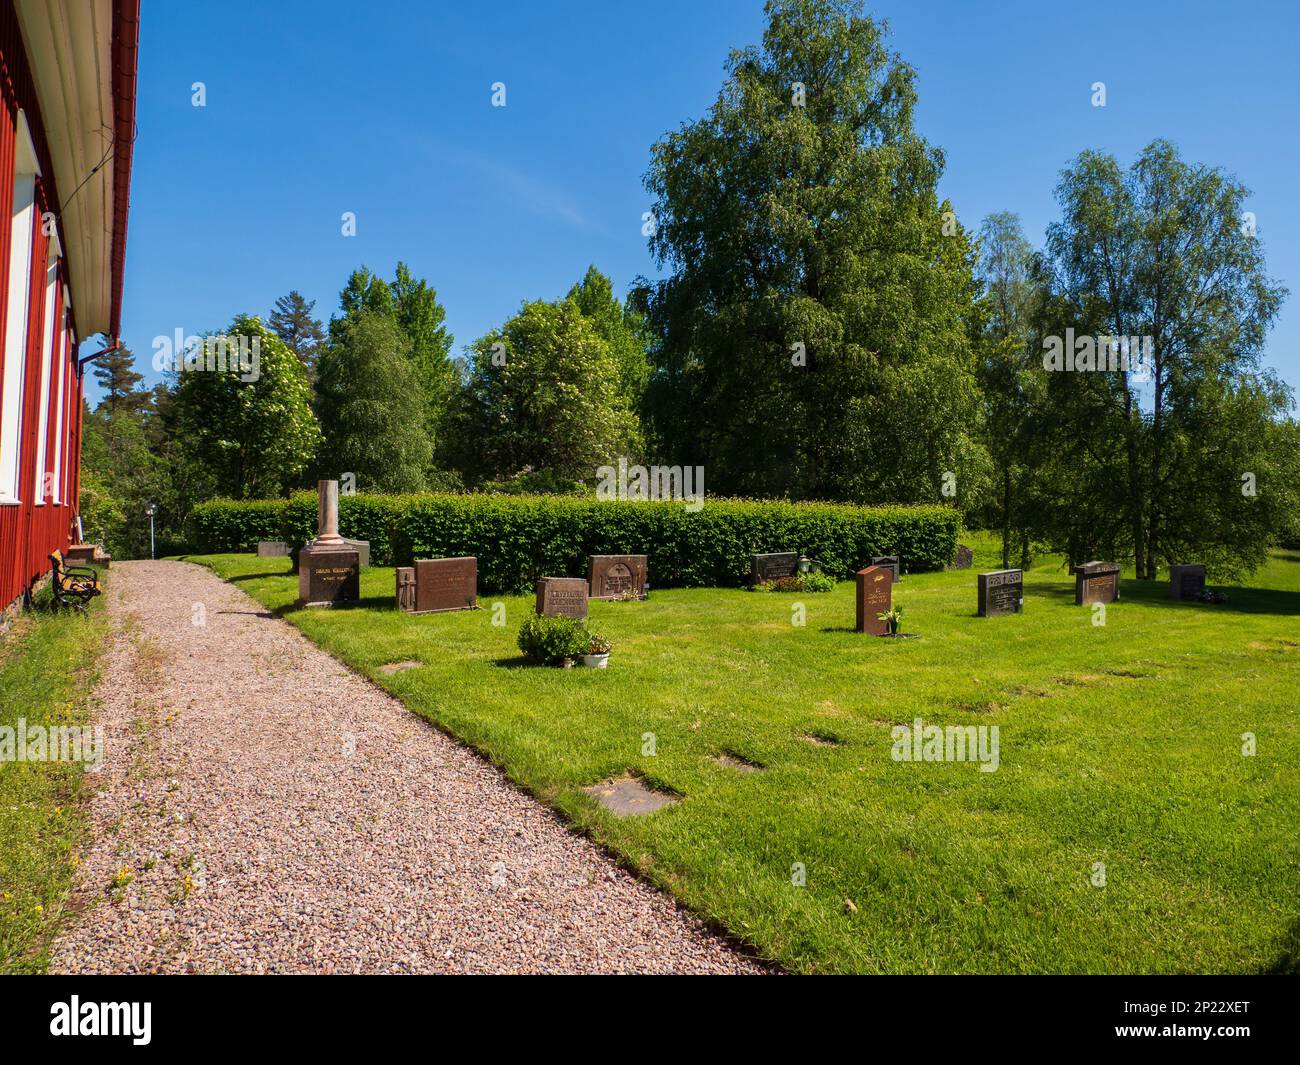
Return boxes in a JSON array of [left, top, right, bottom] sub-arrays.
[[33, 256, 58, 504], [53, 301, 69, 505], [0, 112, 39, 505]]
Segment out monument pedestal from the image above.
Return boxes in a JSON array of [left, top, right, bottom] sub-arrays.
[[297, 544, 359, 607]]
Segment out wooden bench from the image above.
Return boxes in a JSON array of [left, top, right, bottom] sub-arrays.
[[48, 549, 102, 612]]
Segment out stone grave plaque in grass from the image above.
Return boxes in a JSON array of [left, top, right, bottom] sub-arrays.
[[1075, 561, 1121, 605], [413, 557, 478, 614], [871, 555, 901, 583], [257, 541, 290, 558], [1169, 563, 1207, 601], [978, 568, 1023, 617], [589, 554, 648, 600], [751, 551, 799, 585], [535, 577, 589, 619], [855, 564, 892, 635]]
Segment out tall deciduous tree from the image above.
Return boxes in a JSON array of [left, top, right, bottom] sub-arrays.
[[567, 265, 650, 417], [447, 298, 641, 485], [315, 311, 431, 493], [640, 0, 981, 502], [172, 315, 321, 499], [1040, 139, 1291, 578]]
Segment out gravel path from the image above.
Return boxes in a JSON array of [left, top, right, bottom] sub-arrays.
[[50, 560, 764, 974]]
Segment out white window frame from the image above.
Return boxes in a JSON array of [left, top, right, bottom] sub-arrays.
[[33, 256, 58, 505], [52, 297, 69, 505], [0, 110, 40, 506]]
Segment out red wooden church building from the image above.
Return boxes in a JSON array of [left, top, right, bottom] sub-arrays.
[[0, 0, 138, 622]]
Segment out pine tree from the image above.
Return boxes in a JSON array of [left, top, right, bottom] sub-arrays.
[[268, 290, 325, 377], [92, 344, 151, 417]]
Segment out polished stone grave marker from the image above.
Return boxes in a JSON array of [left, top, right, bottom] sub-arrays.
[[536, 577, 589, 619], [751, 551, 799, 584], [1169, 563, 1207, 601], [1075, 561, 1121, 605], [297, 480, 359, 607], [257, 541, 290, 558], [855, 564, 892, 635], [413, 557, 477, 613], [589, 554, 648, 600], [978, 569, 1023, 617], [395, 566, 417, 613], [871, 555, 901, 583]]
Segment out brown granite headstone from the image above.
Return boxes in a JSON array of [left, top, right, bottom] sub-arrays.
[[1075, 561, 1121, 605], [589, 554, 648, 600], [535, 577, 588, 619], [871, 555, 901, 583], [855, 565, 892, 635], [395, 567, 417, 613], [752, 551, 799, 584], [978, 569, 1023, 616], [413, 557, 477, 613], [1169, 564, 1206, 601]]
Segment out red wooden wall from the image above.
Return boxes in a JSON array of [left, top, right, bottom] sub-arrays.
[[0, 0, 80, 613]]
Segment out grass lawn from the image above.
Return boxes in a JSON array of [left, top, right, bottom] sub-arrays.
[[188, 537, 1300, 974], [0, 589, 108, 973]]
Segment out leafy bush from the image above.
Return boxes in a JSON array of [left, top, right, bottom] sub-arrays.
[[516, 614, 590, 665], [189, 493, 960, 592]]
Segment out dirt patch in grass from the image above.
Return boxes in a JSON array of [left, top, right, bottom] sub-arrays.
[[712, 752, 763, 773]]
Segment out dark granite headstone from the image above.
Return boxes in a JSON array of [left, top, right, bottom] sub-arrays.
[[257, 541, 290, 558], [978, 569, 1023, 617], [413, 557, 477, 613], [871, 555, 901, 583], [946, 544, 974, 571], [1075, 561, 1121, 605], [1169, 564, 1206, 601], [535, 577, 589, 619], [855, 565, 892, 635], [589, 555, 648, 600], [297, 546, 360, 607], [395, 567, 417, 613], [752, 551, 799, 584]]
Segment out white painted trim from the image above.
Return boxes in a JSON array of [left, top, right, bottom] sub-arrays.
[[33, 258, 58, 504], [0, 162, 37, 505]]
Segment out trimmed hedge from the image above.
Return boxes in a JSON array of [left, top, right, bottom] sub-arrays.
[[188, 493, 961, 593]]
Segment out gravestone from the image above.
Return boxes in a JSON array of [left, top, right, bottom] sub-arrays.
[[395, 567, 417, 613], [978, 569, 1023, 617], [1169, 563, 1206, 601], [413, 557, 478, 613], [342, 537, 370, 569], [751, 551, 799, 585], [297, 480, 360, 607], [535, 577, 588, 619], [1075, 561, 1121, 606], [871, 555, 901, 583], [257, 541, 290, 558], [855, 565, 892, 636], [589, 554, 648, 600], [946, 544, 974, 571]]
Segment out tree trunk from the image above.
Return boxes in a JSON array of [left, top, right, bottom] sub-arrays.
[[1001, 469, 1011, 570]]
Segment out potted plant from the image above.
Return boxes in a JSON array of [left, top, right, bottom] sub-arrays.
[[877, 605, 905, 636], [517, 614, 590, 667], [582, 631, 612, 668]]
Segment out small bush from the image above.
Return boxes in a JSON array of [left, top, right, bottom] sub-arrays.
[[759, 571, 836, 593], [516, 614, 589, 665]]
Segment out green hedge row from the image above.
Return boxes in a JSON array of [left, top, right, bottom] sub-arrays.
[[188, 494, 961, 593]]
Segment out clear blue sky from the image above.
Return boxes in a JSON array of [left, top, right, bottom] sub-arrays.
[[103, 0, 1300, 404]]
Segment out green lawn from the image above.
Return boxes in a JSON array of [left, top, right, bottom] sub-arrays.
[[189, 538, 1300, 974], [0, 589, 108, 973]]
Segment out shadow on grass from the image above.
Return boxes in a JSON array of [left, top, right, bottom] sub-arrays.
[[1027, 579, 1300, 616], [1260, 918, 1300, 974], [227, 571, 294, 582], [492, 655, 537, 669]]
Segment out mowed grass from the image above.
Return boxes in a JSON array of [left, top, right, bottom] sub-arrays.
[[0, 591, 108, 973], [190, 538, 1300, 974]]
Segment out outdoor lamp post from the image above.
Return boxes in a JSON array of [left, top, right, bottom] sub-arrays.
[[145, 503, 157, 560]]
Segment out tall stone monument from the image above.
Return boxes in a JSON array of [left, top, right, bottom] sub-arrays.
[[297, 480, 360, 607]]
